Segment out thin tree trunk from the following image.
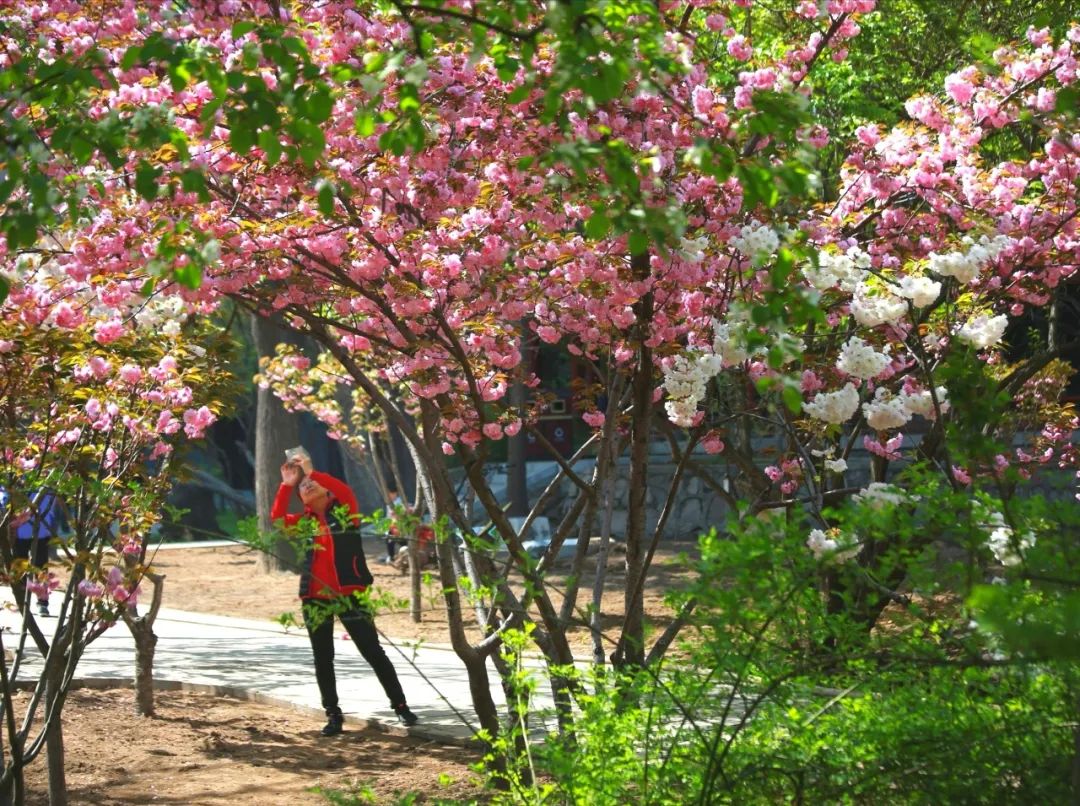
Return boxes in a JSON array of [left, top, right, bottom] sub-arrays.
[[44, 666, 65, 806], [408, 530, 422, 623], [591, 463, 617, 666], [250, 313, 301, 573], [506, 371, 528, 518], [123, 571, 165, 717], [616, 261, 654, 670]]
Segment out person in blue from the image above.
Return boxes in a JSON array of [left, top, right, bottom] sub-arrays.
[[5, 489, 62, 617]]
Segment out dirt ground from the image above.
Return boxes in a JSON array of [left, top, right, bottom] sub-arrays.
[[146, 540, 699, 655], [18, 688, 483, 805], [21, 540, 697, 804]]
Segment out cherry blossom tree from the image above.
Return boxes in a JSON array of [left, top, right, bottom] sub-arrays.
[[0, 255, 233, 804]]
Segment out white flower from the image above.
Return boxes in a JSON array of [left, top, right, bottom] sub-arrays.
[[863, 388, 911, 430], [731, 220, 780, 262], [895, 275, 942, 307], [803, 383, 861, 425], [974, 505, 1033, 567], [901, 386, 950, 419], [956, 313, 1008, 349], [836, 336, 890, 380], [804, 247, 870, 292], [853, 482, 908, 510], [807, 528, 861, 562], [927, 234, 1011, 284], [850, 284, 908, 328], [824, 458, 848, 473], [712, 322, 749, 367]]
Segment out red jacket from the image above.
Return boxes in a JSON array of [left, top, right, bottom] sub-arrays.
[[270, 471, 372, 600]]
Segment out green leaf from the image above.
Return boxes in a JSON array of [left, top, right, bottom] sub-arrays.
[[174, 263, 203, 290], [355, 111, 376, 137], [317, 182, 336, 216], [584, 210, 610, 240], [228, 122, 256, 155], [308, 86, 334, 123], [257, 128, 282, 166], [120, 45, 143, 71], [627, 231, 648, 255], [506, 83, 531, 105], [0, 274, 8, 304], [231, 20, 257, 39], [134, 162, 162, 201], [782, 383, 802, 414]]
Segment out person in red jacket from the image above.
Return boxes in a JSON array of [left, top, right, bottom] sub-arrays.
[[272, 455, 418, 736]]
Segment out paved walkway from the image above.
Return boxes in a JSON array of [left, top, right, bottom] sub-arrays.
[[1, 586, 552, 746]]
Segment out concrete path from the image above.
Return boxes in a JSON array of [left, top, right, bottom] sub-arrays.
[[1, 589, 553, 746]]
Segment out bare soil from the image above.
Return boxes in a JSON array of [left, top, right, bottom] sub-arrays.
[[18, 687, 483, 805]]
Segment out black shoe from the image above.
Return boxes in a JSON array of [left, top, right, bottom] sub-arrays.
[[321, 709, 344, 737], [37, 602, 50, 618], [394, 704, 418, 726]]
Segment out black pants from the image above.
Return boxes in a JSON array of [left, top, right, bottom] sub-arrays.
[[14, 538, 50, 604], [303, 599, 406, 712], [13, 537, 49, 567]]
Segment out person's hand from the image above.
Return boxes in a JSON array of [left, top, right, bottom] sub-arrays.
[[296, 453, 314, 477], [281, 462, 303, 487]]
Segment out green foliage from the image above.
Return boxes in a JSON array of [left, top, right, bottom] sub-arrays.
[[452, 474, 1080, 804]]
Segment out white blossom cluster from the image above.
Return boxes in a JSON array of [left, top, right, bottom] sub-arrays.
[[863, 385, 951, 430], [902, 386, 950, 419], [712, 322, 750, 366], [927, 234, 1012, 284], [863, 388, 910, 430], [956, 313, 1008, 349], [678, 235, 708, 264], [853, 482, 909, 510], [730, 220, 780, 261], [662, 351, 723, 426], [807, 527, 862, 562], [663, 318, 758, 426], [850, 284, 908, 327], [980, 508, 1035, 567], [836, 336, 890, 380], [803, 383, 861, 424], [803, 246, 871, 292], [824, 457, 848, 473], [895, 275, 942, 307]]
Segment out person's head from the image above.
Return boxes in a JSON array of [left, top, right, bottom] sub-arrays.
[[298, 477, 334, 514]]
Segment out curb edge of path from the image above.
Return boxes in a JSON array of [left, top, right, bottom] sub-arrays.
[[11, 676, 484, 750]]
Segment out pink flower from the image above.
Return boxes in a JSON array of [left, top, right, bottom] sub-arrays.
[[727, 35, 753, 62], [705, 13, 727, 31], [182, 405, 217, 438], [701, 435, 725, 454], [93, 320, 125, 345], [951, 465, 972, 485], [156, 411, 181, 435], [582, 411, 605, 428], [482, 422, 503, 440], [118, 364, 143, 384], [77, 580, 105, 599]]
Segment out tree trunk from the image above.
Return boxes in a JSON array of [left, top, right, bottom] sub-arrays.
[[408, 531, 422, 623], [506, 374, 528, 518], [615, 262, 653, 670], [132, 627, 157, 717], [250, 313, 302, 573], [44, 666, 66, 806], [123, 571, 165, 717]]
